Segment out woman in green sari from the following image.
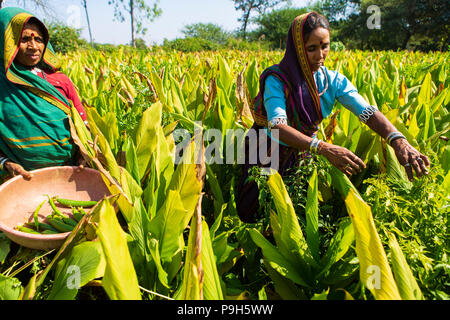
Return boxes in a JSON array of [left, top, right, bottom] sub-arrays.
[[0, 7, 87, 182]]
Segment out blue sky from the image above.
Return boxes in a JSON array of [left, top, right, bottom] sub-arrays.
[[3, 0, 311, 45]]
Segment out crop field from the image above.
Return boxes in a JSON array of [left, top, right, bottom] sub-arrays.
[[0, 47, 449, 300]]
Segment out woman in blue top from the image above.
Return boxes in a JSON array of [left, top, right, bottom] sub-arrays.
[[236, 12, 430, 223]]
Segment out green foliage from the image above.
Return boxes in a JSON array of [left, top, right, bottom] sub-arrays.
[[316, 0, 449, 52], [46, 22, 88, 54], [162, 37, 220, 52], [362, 151, 449, 300], [252, 7, 308, 49], [231, 0, 290, 39], [181, 23, 231, 45]]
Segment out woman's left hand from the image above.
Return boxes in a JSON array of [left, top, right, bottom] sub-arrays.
[[391, 138, 430, 181]]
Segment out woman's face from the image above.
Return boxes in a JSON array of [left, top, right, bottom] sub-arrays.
[[15, 22, 46, 67], [304, 27, 330, 73]]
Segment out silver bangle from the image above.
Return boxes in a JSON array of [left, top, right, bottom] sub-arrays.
[[386, 131, 407, 146], [0, 157, 9, 170], [310, 137, 322, 154], [359, 105, 378, 123], [268, 118, 288, 130]]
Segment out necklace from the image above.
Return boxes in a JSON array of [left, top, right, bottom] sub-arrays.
[[30, 67, 47, 81]]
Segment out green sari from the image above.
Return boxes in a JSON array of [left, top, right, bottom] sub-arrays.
[[0, 7, 76, 180]]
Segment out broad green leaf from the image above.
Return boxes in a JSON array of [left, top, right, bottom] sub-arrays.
[[305, 169, 319, 262], [344, 189, 401, 300], [150, 70, 169, 108], [263, 261, 307, 300], [318, 219, 355, 278], [417, 73, 432, 107], [86, 108, 121, 180], [249, 229, 311, 288], [97, 199, 141, 300], [125, 137, 140, 184], [148, 190, 190, 263], [47, 241, 106, 300], [88, 108, 119, 153], [147, 237, 169, 289], [166, 141, 203, 217], [267, 172, 315, 271], [0, 275, 22, 300], [245, 59, 259, 100], [201, 219, 224, 300], [217, 55, 234, 94], [131, 102, 162, 181], [387, 232, 424, 300]]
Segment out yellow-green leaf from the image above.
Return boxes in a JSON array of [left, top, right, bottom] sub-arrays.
[[96, 199, 141, 300]]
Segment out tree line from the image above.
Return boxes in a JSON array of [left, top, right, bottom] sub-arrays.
[[1, 0, 447, 52]]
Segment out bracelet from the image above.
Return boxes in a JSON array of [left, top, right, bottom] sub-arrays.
[[310, 137, 322, 154], [268, 118, 288, 130], [358, 105, 378, 123], [0, 157, 9, 170], [386, 132, 407, 146]]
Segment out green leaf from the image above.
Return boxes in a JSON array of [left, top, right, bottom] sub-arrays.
[[318, 219, 355, 278], [131, 102, 162, 181], [201, 219, 224, 300], [305, 169, 319, 262], [263, 261, 307, 300], [96, 199, 142, 300], [245, 59, 259, 100], [125, 137, 141, 183], [0, 233, 11, 264], [217, 54, 233, 94], [47, 241, 106, 300], [249, 229, 311, 288], [387, 232, 424, 300], [148, 190, 190, 264], [417, 73, 433, 107], [0, 275, 23, 300], [87, 109, 119, 154], [267, 172, 315, 271]]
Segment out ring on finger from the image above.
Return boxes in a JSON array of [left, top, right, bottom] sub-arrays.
[[404, 163, 411, 167]]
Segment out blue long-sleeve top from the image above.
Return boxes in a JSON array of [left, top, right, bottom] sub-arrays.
[[264, 66, 373, 145]]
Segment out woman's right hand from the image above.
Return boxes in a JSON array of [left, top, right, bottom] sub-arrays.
[[318, 142, 366, 176], [4, 161, 33, 180]]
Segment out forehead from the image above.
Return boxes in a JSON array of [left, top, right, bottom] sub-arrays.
[[305, 27, 330, 45], [22, 22, 44, 37]]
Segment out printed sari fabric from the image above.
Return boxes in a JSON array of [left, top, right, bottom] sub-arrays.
[[0, 7, 76, 178], [236, 13, 322, 223]]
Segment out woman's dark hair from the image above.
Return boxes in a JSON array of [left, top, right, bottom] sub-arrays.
[[303, 12, 330, 41]]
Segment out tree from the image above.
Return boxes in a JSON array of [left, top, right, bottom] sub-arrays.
[[46, 22, 88, 54], [231, 0, 290, 39], [181, 23, 230, 45], [81, 0, 94, 48], [314, 0, 449, 51], [253, 7, 308, 49], [108, 0, 162, 47]]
